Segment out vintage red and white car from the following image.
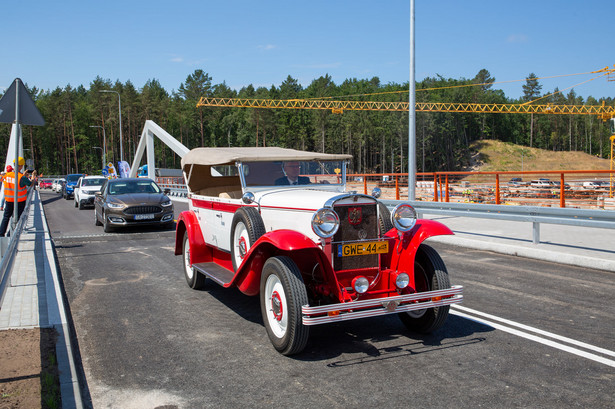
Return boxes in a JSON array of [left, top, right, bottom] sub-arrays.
[[175, 147, 463, 355]]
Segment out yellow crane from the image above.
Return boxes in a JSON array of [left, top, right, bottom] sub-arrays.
[[197, 96, 615, 119]]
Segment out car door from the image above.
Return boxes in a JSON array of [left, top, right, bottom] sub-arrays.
[[95, 180, 108, 220], [74, 178, 82, 202]]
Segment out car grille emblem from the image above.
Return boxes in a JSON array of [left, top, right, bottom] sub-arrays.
[[348, 207, 362, 225]]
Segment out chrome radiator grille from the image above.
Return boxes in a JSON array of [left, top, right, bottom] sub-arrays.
[[332, 202, 378, 271]]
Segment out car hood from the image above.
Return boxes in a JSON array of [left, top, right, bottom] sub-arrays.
[[256, 188, 372, 211], [108, 193, 170, 206]]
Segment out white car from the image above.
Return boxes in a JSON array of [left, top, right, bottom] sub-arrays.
[[74, 176, 107, 209], [52, 178, 65, 193], [175, 147, 463, 355]]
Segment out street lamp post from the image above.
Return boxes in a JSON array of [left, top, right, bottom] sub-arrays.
[[92, 147, 103, 169], [100, 90, 123, 162], [89, 125, 106, 168]]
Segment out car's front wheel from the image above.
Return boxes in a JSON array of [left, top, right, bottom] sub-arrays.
[[398, 244, 450, 333], [94, 207, 102, 226], [230, 207, 265, 271], [260, 256, 309, 356], [103, 211, 114, 233], [182, 232, 207, 289]]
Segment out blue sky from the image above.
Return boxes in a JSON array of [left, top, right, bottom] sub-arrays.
[[3, 0, 613, 101]]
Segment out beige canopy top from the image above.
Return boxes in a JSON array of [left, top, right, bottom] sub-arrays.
[[181, 147, 352, 171]]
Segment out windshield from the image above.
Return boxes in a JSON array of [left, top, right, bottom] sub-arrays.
[[66, 174, 83, 182], [82, 177, 107, 187], [108, 180, 161, 195], [240, 160, 345, 187]]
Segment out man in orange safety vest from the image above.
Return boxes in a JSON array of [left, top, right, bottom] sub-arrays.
[[0, 157, 32, 237]]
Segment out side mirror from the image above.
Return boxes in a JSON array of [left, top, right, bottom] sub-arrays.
[[164, 188, 171, 195], [242, 191, 255, 204]]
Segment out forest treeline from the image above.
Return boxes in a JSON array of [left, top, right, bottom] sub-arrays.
[[1, 69, 613, 176]]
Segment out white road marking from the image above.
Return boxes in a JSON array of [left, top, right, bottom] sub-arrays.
[[450, 305, 615, 368]]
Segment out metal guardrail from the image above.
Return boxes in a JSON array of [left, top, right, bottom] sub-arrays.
[[0, 187, 35, 308], [382, 199, 615, 244]]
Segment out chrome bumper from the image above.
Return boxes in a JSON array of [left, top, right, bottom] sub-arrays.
[[301, 285, 463, 326]]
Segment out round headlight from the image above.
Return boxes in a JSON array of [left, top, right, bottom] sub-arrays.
[[311, 208, 340, 238], [395, 272, 410, 289], [352, 276, 369, 294], [392, 203, 417, 232]]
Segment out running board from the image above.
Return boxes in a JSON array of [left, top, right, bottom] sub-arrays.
[[192, 262, 235, 286]]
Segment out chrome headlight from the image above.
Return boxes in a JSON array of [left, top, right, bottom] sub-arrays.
[[107, 202, 124, 209], [391, 203, 417, 232], [394, 272, 410, 289], [161, 199, 173, 207], [311, 208, 340, 238], [352, 276, 369, 294]]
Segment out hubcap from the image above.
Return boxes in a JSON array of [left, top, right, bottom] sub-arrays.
[[271, 291, 283, 321], [234, 222, 249, 266], [265, 274, 287, 338], [238, 237, 247, 258]]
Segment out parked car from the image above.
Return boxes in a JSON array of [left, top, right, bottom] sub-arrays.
[[62, 174, 84, 199], [582, 181, 601, 189], [94, 177, 174, 232], [507, 177, 527, 186], [175, 147, 463, 355], [74, 176, 107, 209], [38, 179, 53, 189], [530, 178, 554, 188]]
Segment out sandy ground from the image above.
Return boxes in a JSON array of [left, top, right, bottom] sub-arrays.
[[0, 328, 59, 409]]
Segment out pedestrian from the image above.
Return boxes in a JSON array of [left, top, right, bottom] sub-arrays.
[[0, 158, 31, 237]]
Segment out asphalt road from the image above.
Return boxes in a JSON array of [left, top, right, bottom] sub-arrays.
[[40, 190, 615, 409]]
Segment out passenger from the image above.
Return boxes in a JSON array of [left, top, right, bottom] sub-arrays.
[[274, 161, 310, 185], [0, 158, 32, 237]]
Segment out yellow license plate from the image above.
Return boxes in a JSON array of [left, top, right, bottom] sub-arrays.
[[337, 241, 389, 257]]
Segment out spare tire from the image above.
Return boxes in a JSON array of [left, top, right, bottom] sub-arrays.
[[230, 207, 266, 271]]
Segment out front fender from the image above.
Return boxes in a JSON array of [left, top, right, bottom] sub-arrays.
[[386, 219, 453, 273], [174, 211, 210, 264], [233, 230, 323, 296]]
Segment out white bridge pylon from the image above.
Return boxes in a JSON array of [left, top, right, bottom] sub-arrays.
[[129, 120, 190, 179]]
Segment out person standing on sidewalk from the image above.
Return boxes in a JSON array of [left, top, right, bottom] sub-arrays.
[[0, 158, 31, 237]]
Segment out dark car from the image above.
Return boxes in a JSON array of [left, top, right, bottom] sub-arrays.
[[62, 173, 84, 199], [94, 178, 174, 232]]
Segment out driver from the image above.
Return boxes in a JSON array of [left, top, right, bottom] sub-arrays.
[[274, 161, 310, 185]]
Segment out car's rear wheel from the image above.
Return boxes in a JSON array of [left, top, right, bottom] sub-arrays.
[[230, 207, 265, 271], [260, 256, 309, 355], [398, 244, 450, 333], [183, 232, 207, 290]]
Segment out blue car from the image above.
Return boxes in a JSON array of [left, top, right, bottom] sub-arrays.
[[63, 173, 84, 200]]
